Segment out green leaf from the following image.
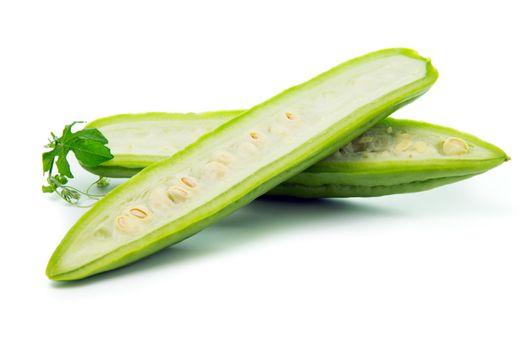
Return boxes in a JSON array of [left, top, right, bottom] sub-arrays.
[[59, 123, 76, 145], [42, 120, 113, 206], [71, 139, 113, 167], [73, 128, 109, 144], [42, 184, 56, 193], [56, 150, 73, 178], [61, 121, 85, 138], [42, 148, 58, 174]]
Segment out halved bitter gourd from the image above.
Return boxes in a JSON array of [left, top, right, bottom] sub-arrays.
[[269, 118, 509, 197], [47, 48, 438, 280], [84, 113, 509, 197]]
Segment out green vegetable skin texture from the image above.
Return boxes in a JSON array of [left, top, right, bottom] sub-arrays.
[[48, 48, 438, 280], [85, 115, 508, 198]]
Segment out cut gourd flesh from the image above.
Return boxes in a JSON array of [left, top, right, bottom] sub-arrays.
[[85, 114, 509, 197], [85, 110, 245, 173], [47, 48, 438, 280], [270, 118, 509, 197]]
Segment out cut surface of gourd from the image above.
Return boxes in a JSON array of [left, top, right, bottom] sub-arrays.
[[47, 48, 438, 280], [86, 114, 508, 197], [270, 118, 508, 197], [87, 111, 244, 169]]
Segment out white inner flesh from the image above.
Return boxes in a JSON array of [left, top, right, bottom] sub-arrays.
[[60, 54, 428, 271], [325, 124, 493, 163], [100, 118, 228, 157], [102, 118, 491, 164]]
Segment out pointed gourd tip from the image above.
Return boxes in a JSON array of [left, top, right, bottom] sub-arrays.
[[46, 264, 59, 280], [495, 147, 510, 162], [46, 256, 66, 281], [46, 266, 73, 281], [45, 259, 60, 281]]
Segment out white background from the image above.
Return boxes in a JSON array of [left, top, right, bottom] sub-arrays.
[[1, 1, 522, 349]]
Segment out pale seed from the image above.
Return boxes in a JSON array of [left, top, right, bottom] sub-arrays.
[[249, 131, 260, 140], [395, 139, 412, 152], [204, 161, 227, 179], [180, 176, 197, 188], [115, 215, 138, 232], [129, 207, 150, 220], [148, 186, 172, 210], [442, 137, 469, 156], [214, 151, 236, 166], [359, 136, 374, 144], [116, 216, 127, 229], [167, 186, 191, 203], [414, 141, 427, 153], [285, 112, 297, 120]]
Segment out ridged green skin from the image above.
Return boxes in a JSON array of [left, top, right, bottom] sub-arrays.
[[47, 48, 438, 280], [85, 116, 508, 198]]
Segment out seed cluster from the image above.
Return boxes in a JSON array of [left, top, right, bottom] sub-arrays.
[[334, 125, 471, 161], [110, 112, 301, 236], [109, 119, 474, 238]]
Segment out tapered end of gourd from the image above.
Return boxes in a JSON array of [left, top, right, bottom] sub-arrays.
[[46, 257, 66, 281], [46, 239, 116, 281], [46, 262, 62, 281], [45, 227, 108, 281], [283, 118, 511, 198], [46, 252, 102, 281], [321, 118, 510, 172], [46, 251, 74, 281]]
